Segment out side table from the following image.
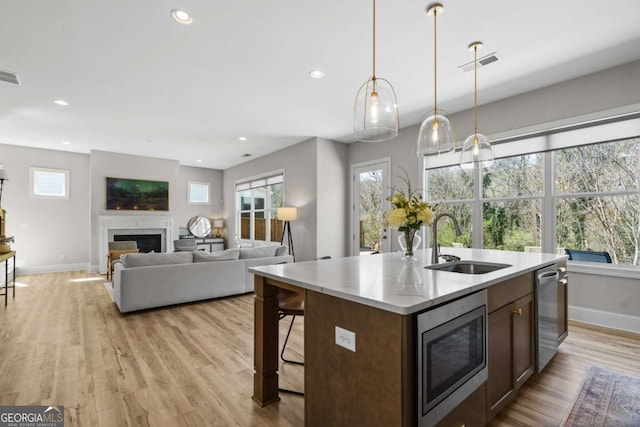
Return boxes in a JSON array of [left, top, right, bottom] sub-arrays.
[[0, 251, 16, 305]]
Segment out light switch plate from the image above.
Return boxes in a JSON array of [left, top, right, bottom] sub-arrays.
[[335, 326, 356, 352]]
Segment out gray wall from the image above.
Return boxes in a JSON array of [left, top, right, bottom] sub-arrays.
[[451, 59, 640, 140], [89, 150, 224, 271], [0, 144, 90, 272], [176, 165, 224, 231], [0, 145, 224, 273], [316, 138, 349, 258], [223, 138, 319, 262], [89, 150, 180, 270]]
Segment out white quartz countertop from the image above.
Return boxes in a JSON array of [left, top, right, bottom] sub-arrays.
[[249, 248, 568, 315]]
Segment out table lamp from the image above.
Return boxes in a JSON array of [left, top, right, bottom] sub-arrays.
[[213, 219, 224, 237]]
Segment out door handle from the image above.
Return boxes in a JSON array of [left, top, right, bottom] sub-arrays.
[[511, 307, 522, 316]]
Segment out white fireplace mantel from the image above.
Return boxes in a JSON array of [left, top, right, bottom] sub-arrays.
[[99, 215, 173, 274]]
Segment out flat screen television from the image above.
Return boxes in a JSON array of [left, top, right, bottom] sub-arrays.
[[106, 177, 169, 211]]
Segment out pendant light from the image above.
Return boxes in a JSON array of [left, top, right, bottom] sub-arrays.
[[460, 41, 494, 169], [353, 0, 399, 142], [417, 3, 455, 157]]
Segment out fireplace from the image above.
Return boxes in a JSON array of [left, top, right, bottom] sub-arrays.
[[99, 215, 173, 274], [114, 234, 162, 253]]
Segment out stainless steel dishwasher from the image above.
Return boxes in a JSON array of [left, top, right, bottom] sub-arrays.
[[536, 264, 559, 372]]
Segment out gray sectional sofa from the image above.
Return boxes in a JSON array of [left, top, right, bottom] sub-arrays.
[[112, 245, 293, 313]]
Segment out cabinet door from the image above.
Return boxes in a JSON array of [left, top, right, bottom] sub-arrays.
[[513, 293, 535, 389], [487, 304, 515, 420]]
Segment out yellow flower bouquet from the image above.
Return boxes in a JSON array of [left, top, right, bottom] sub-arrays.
[[384, 170, 433, 258]]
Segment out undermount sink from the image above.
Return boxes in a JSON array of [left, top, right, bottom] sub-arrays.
[[425, 260, 511, 274]]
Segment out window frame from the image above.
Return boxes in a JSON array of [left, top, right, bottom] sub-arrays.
[[29, 167, 70, 200], [235, 171, 284, 245], [187, 181, 211, 205], [422, 113, 640, 269]]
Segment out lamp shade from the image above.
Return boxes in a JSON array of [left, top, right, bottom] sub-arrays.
[[460, 132, 494, 169], [278, 207, 298, 221], [417, 111, 455, 156], [213, 219, 224, 228], [353, 77, 399, 142]]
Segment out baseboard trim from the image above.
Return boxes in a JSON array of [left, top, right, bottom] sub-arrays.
[[569, 305, 640, 334], [17, 263, 90, 275]]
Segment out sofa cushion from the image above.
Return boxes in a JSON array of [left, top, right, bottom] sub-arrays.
[[275, 245, 288, 256], [121, 252, 194, 268], [239, 245, 280, 259], [193, 248, 240, 262]]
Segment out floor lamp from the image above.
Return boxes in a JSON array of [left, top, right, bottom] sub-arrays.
[[278, 207, 297, 262]]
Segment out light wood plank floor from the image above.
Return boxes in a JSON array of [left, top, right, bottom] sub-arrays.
[[1, 271, 638, 426]]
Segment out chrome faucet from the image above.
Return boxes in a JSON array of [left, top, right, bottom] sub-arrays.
[[431, 213, 462, 264]]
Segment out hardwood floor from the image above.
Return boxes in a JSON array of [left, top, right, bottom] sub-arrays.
[[1, 271, 638, 426]]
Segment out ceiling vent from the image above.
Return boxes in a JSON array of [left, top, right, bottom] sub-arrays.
[[459, 53, 501, 73], [0, 70, 19, 85], [241, 153, 252, 158]]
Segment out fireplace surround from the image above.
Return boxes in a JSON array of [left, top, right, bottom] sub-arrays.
[[99, 215, 173, 274]]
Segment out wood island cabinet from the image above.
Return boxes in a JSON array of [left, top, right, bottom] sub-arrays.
[[253, 258, 567, 427], [486, 272, 535, 422]]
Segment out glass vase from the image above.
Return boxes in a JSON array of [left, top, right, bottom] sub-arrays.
[[398, 229, 421, 260]]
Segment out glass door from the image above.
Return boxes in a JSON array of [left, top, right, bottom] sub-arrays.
[[352, 159, 390, 255]]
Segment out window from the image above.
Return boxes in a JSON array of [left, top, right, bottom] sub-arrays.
[[482, 154, 543, 251], [188, 181, 210, 205], [30, 167, 69, 199], [426, 166, 473, 248], [554, 139, 640, 264], [424, 132, 640, 265], [236, 173, 284, 244]]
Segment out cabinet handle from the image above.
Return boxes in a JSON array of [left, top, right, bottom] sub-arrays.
[[559, 278, 568, 285], [511, 307, 522, 316], [558, 267, 567, 273]]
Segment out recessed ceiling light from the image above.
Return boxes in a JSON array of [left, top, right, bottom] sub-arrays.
[[54, 99, 69, 106], [170, 9, 192, 25], [239, 137, 247, 141], [309, 70, 325, 79], [196, 159, 203, 163], [62, 141, 71, 145]]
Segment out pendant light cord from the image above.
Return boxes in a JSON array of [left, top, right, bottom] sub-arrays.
[[474, 45, 478, 137], [433, 7, 437, 114], [372, 0, 376, 79]]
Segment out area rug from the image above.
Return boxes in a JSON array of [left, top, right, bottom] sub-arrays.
[[562, 365, 640, 427]]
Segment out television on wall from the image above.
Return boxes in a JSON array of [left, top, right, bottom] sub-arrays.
[[106, 177, 169, 211]]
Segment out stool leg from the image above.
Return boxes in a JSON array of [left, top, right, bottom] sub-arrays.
[[280, 315, 304, 365]]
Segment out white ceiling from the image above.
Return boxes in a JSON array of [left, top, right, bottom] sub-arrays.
[[2, 1, 640, 170]]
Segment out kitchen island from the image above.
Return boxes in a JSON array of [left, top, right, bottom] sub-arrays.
[[250, 248, 567, 426]]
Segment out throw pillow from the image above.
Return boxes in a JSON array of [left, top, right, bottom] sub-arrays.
[[239, 245, 278, 259], [193, 248, 240, 262], [275, 245, 288, 256]]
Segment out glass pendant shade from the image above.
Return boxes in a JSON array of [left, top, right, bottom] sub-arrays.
[[460, 132, 494, 169], [353, 77, 399, 142], [417, 110, 455, 156], [459, 40, 494, 169]]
